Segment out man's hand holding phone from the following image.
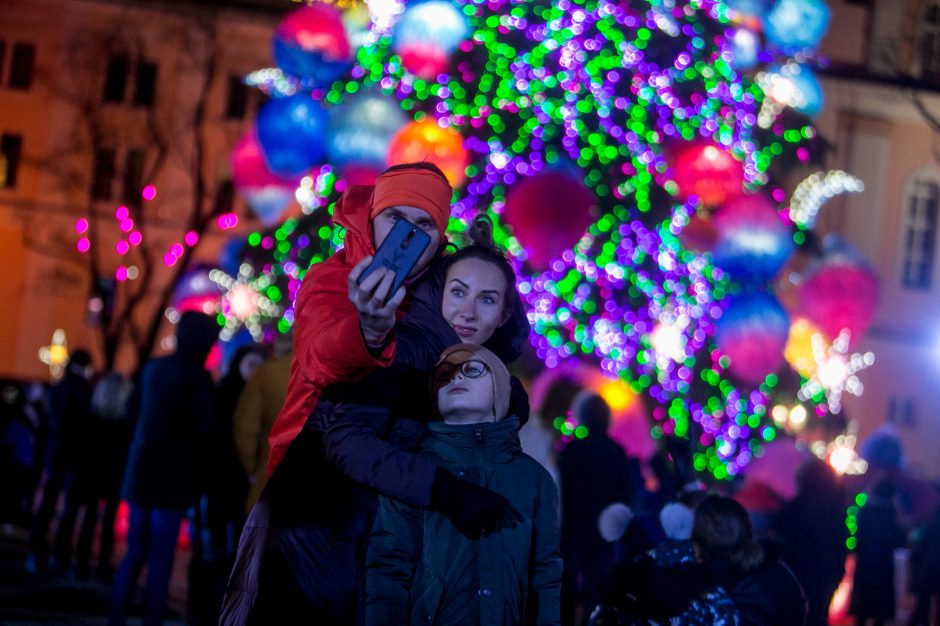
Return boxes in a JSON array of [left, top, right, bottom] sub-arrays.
[[348, 256, 406, 349]]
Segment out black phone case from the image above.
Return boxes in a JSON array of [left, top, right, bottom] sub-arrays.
[[356, 218, 432, 304]]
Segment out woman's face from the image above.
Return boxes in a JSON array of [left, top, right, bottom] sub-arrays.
[[371, 205, 441, 277], [442, 257, 511, 345], [434, 358, 496, 424]]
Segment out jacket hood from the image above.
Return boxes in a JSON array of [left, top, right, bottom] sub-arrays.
[[333, 184, 378, 265], [426, 416, 521, 464]]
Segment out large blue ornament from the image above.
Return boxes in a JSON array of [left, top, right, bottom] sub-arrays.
[[715, 291, 790, 386], [711, 193, 794, 284], [327, 93, 408, 171], [256, 94, 329, 177], [726, 0, 775, 18], [764, 0, 831, 53]]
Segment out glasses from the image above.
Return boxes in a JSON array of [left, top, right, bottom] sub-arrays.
[[432, 359, 490, 384]]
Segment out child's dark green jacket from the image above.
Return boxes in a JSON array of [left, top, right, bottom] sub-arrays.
[[365, 416, 562, 625]]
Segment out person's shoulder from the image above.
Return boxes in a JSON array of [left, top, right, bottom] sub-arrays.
[[514, 453, 557, 486]]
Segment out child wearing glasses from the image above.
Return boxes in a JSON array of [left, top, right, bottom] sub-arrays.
[[365, 343, 562, 625]]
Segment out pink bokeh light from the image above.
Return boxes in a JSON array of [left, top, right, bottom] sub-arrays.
[[141, 185, 157, 201], [77, 237, 90, 253], [163, 253, 177, 266], [217, 213, 238, 230], [128, 231, 142, 246], [115, 206, 129, 221], [116, 240, 130, 255], [184, 231, 199, 246], [115, 266, 128, 281], [75, 218, 88, 233], [170, 243, 184, 257], [119, 218, 134, 232]]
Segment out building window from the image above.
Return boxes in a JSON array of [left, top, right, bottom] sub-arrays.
[[102, 56, 157, 106], [91, 148, 116, 200], [133, 61, 157, 107], [887, 396, 916, 428], [0, 134, 23, 188], [8, 43, 36, 90], [900, 175, 940, 289], [920, 0, 940, 83], [225, 75, 249, 119], [103, 56, 128, 103], [123, 150, 145, 201]]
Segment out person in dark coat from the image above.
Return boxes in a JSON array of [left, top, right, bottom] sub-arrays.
[[109, 312, 218, 626], [87, 369, 134, 582], [909, 502, 940, 626], [366, 344, 562, 625], [189, 345, 265, 626], [221, 216, 531, 625], [559, 392, 643, 625], [772, 458, 847, 626], [27, 348, 94, 575], [850, 479, 907, 626]]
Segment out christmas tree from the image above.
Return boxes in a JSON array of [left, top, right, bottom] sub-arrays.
[[225, 0, 877, 479]]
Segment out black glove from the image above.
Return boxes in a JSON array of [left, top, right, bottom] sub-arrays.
[[430, 467, 521, 538]]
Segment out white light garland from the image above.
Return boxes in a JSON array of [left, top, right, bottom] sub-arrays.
[[789, 170, 865, 229]]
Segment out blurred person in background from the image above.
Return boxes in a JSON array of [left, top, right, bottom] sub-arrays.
[[26, 349, 94, 575], [233, 333, 293, 512], [109, 312, 218, 626], [559, 392, 644, 626], [772, 458, 847, 626]]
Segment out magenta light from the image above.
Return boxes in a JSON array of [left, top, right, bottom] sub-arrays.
[[142, 185, 157, 201], [115, 206, 129, 221], [184, 231, 199, 246], [120, 218, 134, 232], [115, 266, 128, 281], [163, 253, 177, 266], [170, 243, 184, 257], [128, 231, 142, 246], [217, 213, 238, 230], [75, 218, 88, 233], [77, 237, 90, 253], [116, 240, 130, 255]]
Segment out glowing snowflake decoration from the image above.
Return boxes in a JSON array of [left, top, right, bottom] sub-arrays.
[[38, 329, 70, 380], [209, 265, 281, 341], [798, 329, 874, 414]]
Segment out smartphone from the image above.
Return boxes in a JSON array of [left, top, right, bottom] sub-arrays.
[[356, 218, 432, 305]]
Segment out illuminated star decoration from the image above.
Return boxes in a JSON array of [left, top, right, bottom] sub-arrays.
[[209, 265, 282, 341], [38, 329, 70, 380], [789, 170, 865, 229], [798, 329, 875, 414]]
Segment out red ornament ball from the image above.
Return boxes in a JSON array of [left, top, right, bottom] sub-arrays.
[[501, 169, 596, 270], [672, 142, 745, 207]]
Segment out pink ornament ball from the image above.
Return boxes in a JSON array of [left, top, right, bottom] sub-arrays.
[[671, 142, 745, 207], [501, 169, 596, 270]]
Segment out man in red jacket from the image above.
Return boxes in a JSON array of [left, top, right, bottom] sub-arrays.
[[265, 162, 452, 476]]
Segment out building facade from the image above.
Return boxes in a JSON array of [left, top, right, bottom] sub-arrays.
[[0, 0, 282, 378], [816, 0, 940, 477]]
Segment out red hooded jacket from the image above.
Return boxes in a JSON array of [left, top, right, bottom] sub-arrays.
[[265, 186, 395, 476]]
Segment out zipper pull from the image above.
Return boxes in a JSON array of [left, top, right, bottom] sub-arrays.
[[475, 425, 483, 442]]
